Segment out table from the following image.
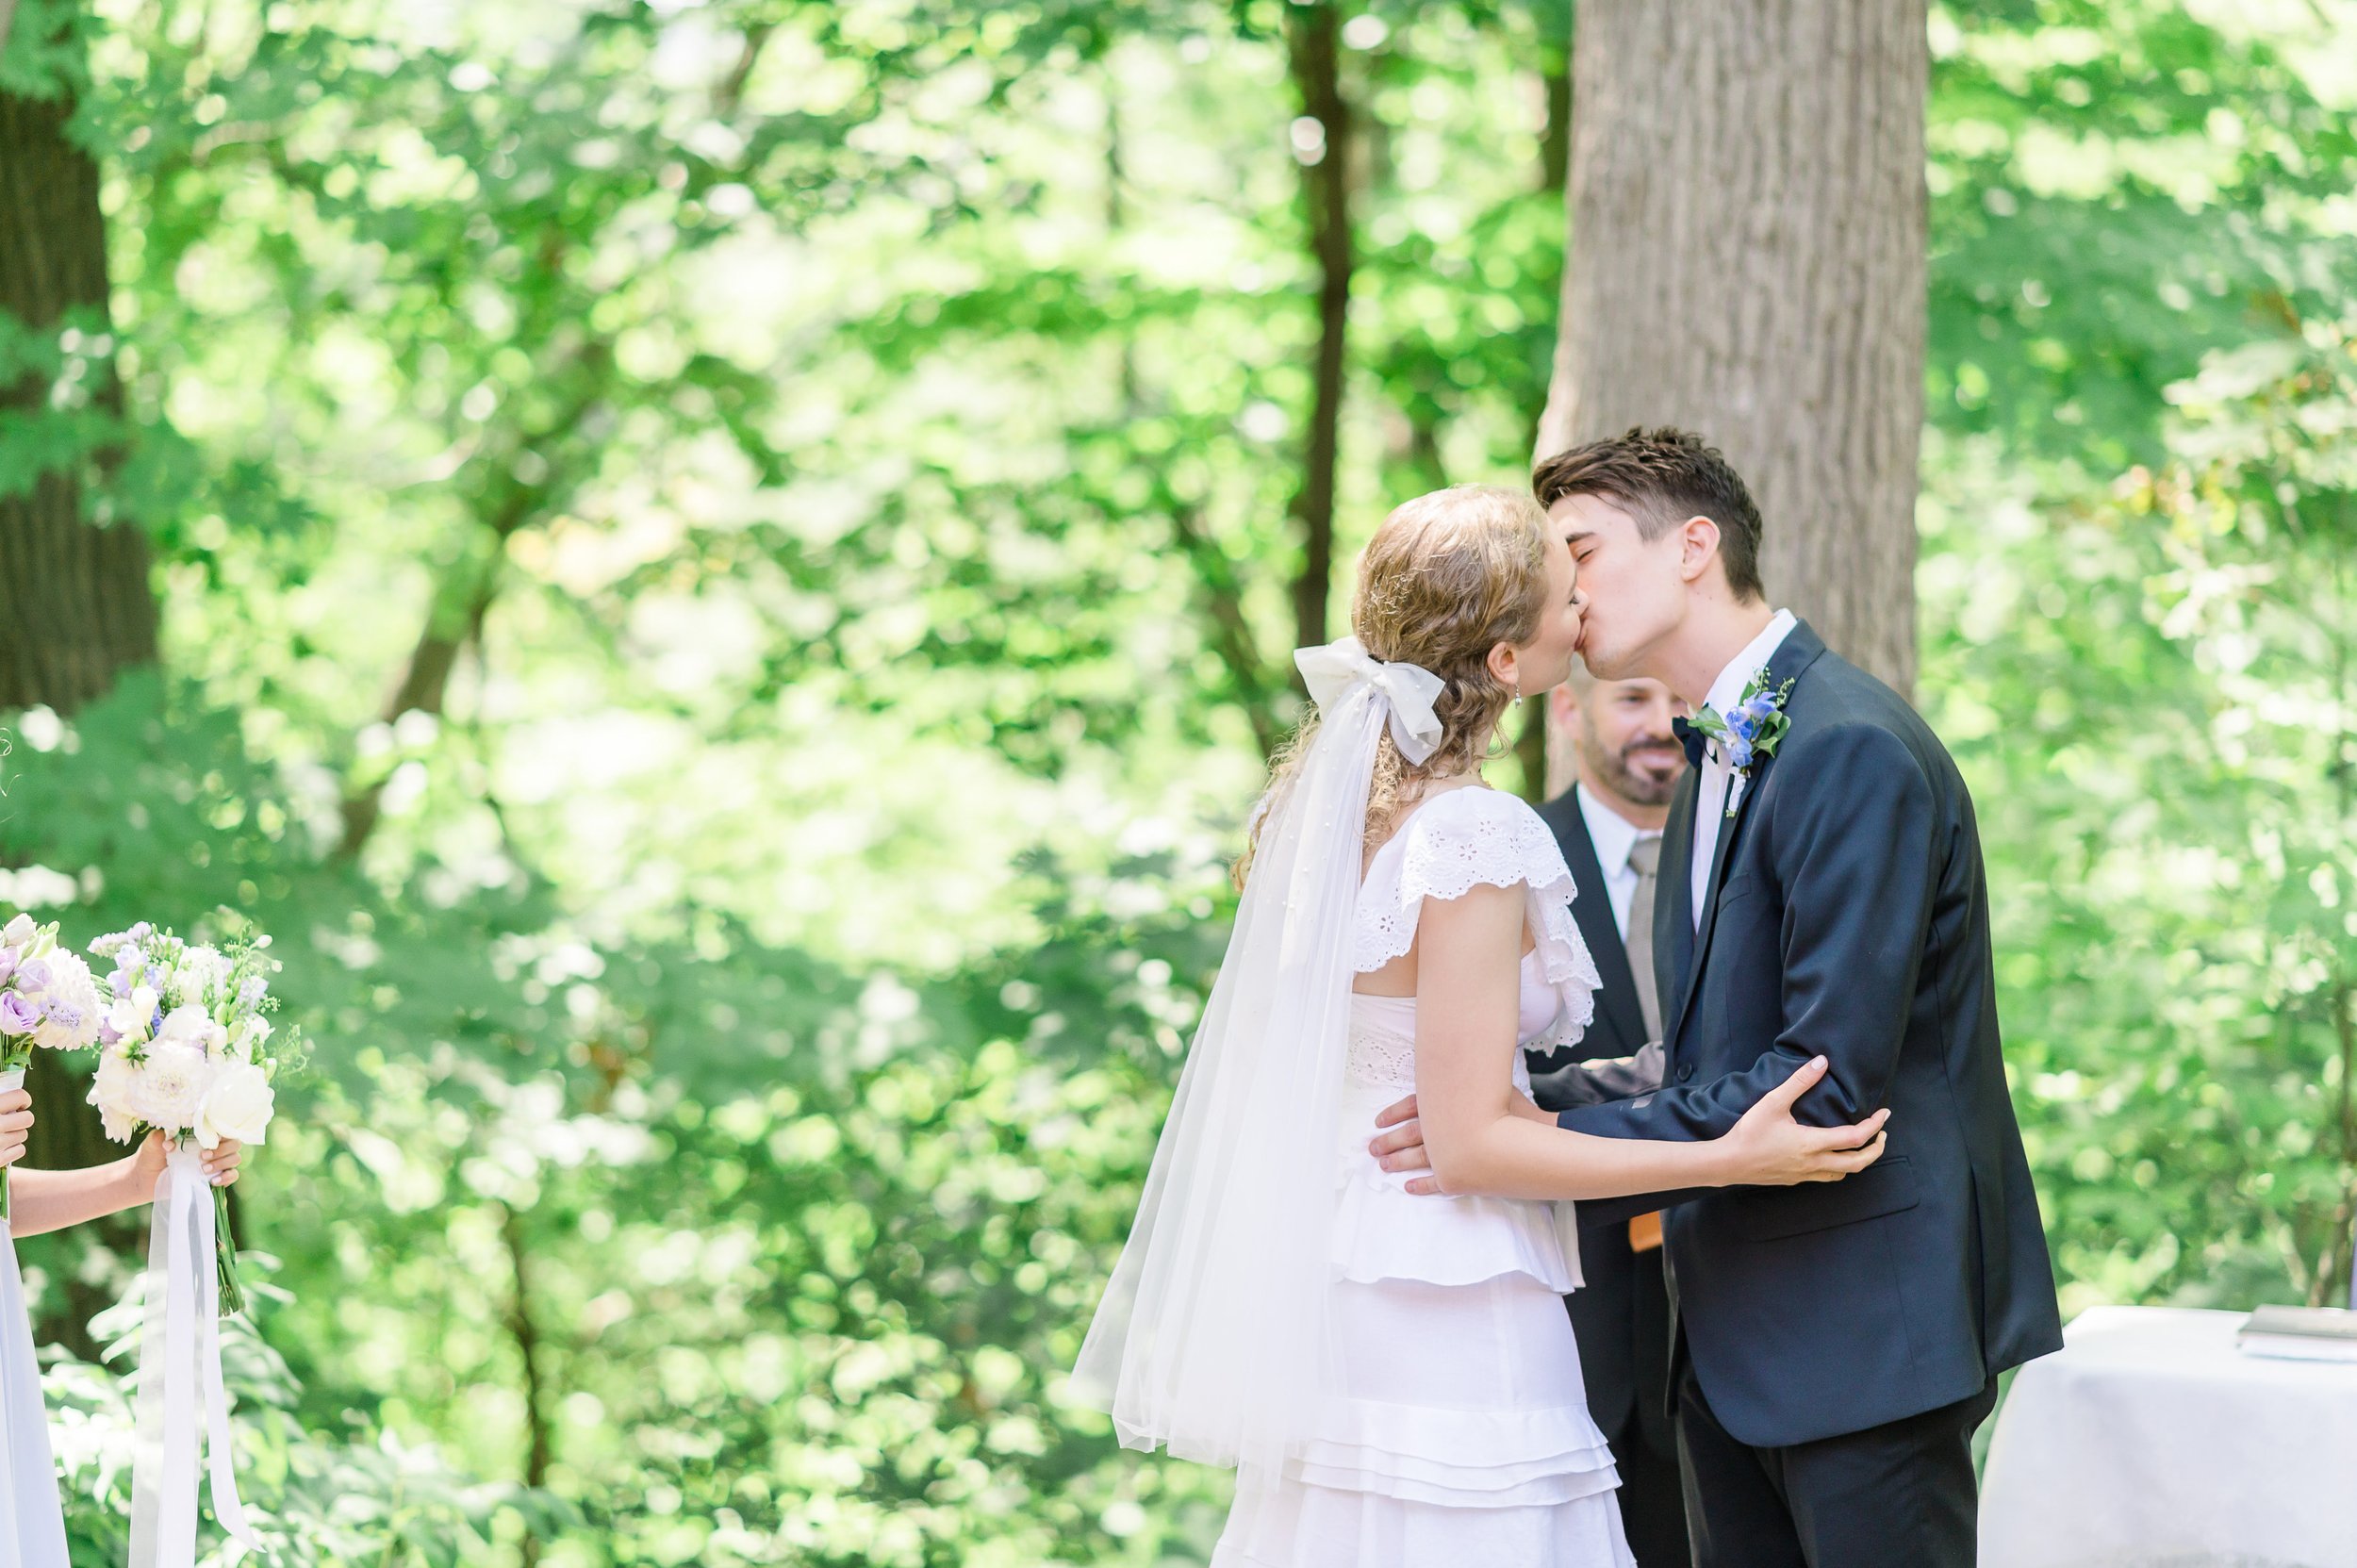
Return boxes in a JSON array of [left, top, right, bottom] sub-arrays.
[[1979, 1306, 2357, 1568]]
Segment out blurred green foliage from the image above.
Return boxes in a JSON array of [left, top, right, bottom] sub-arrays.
[[0, 0, 2351, 1563]]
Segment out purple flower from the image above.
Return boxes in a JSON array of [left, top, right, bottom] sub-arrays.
[[98, 1019, 121, 1048], [15, 958, 49, 991], [0, 949, 16, 987], [44, 999, 82, 1032], [0, 993, 40, 1037]]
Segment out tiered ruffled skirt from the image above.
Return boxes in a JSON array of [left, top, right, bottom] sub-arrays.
[[1210, 1076, 1637, 1568]]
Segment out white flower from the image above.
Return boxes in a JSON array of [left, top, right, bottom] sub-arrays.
[[27, 949, 101, 1050], [123, 1040, 213, 1134], [107, 986, 159, 1046], [88, 1048, 144, 1142], [154, 1004, 228, 1056], [167, 948, 228, 1011], [232, 1015, 273, 1062], [0, 916, 33, 949], [194, 1061, 272, 1150]]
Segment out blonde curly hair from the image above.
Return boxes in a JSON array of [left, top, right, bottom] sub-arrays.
[[1237, 484, 1552, 889]]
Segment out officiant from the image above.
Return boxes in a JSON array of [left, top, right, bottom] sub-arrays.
[[1527, 664, 1689, 1567]]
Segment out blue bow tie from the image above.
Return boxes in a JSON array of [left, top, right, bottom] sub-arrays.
[[1673, 716, 1709, 769]]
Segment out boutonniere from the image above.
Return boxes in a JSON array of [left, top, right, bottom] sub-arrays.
[[1690, 671, 1797, 817]]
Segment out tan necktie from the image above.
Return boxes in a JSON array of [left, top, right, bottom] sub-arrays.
[[1624, 834, 1664, 1045], [1624, 833, 1666, 1254]]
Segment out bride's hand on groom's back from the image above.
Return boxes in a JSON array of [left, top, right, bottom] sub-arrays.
[[1723, 1056, 1890, 1186]]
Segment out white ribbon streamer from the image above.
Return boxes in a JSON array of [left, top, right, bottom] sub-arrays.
[[128, 1144, 255, 1568], [0, 1066, 69, 1568], [1294, 635, 1446, 765]]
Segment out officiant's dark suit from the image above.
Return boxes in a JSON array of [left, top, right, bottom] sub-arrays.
[[1528, 779, 1689, 1568], [1561, 617, 2065, 1568]]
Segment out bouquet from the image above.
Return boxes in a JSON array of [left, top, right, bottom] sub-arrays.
[[87, 921, 290, 1316], [0, 912, 104, 1218]]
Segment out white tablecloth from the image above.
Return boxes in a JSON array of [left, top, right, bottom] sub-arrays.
[[1979, 1306, 2357, 1568]]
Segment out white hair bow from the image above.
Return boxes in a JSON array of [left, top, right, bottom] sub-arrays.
[[1294, 635, 1445, 766]]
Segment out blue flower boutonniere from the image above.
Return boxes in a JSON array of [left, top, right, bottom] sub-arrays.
[[1690, 670, 1798, 817]]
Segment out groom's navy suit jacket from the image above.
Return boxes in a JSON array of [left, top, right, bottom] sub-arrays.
[[1560, 619, 2063, 1450]]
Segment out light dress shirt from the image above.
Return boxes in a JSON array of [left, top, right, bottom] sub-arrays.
[[1689, 608, 1797, 927]]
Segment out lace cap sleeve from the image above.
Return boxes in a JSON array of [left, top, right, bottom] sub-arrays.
[[1353, 788, 1574, 970]]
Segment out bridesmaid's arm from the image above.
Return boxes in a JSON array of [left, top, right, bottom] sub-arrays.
[[0, 1090, 245, 1240]]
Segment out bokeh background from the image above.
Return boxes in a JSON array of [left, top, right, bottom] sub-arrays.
[[1, 1, 2353, 1564]]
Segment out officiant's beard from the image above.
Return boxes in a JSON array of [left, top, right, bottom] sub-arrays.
[[1582, 723, 1682, 807]]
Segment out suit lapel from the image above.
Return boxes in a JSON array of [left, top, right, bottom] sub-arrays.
[[1554, 791, 1645, 1055], [1665, 619, 1833, 1057], [1657, 766, 1700, 1046]]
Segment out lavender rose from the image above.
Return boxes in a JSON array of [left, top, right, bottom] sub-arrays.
[[0, 993, 40, 1037]]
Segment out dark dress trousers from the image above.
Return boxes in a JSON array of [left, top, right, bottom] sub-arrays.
[[1525, 787, 1689, 1568], [1558, 619, 2064, 1568]]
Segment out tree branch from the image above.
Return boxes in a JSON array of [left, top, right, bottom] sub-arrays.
[[1285, 3, 1353, 654], [1171, 503, 1278, 756]]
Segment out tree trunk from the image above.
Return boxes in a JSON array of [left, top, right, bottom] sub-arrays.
[[1537, 0, 1927, 696], [1, 23, 162, 1357], [1286, 4, 1352, 654], [0, 46, 159, 714], [1520, 28, 1577, 802]]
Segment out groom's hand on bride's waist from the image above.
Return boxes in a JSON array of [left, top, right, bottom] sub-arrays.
[[1369, 1093, 1435, 1190], [1368, 1092, 1549, 1196]]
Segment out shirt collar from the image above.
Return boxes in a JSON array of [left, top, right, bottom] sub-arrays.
[[1701, 607, 1798, 728], [1574, 781, 1651, 871]]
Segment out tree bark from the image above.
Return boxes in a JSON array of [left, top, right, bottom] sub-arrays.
[[1537, 0, 1927, 696], [0, 43, 160, 715], [0, 23, 161, 1356], [1285, 4, 1353, 653]]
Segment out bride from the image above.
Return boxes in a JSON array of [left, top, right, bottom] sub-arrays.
[[1075, 484, 1890, 1566]]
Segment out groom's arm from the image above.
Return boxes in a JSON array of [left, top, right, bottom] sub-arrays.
[[1558, 724, 1938, 1189]]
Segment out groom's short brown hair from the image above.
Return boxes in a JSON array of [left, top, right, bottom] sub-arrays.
[[1531, 427, 1766, 602]]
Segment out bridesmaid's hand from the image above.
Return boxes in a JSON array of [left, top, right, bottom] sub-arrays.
[[205, 1140, 243, 1187], [138, 1131, 244, 1190], [0, 1088, 30, 1169]]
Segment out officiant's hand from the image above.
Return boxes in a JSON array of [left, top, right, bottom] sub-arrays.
[[0, 1088, 30, 1169], [1722, 1057, 1889, 1185]]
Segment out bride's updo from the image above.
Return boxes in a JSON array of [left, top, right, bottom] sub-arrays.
[[1239, 484, 1552, 887]]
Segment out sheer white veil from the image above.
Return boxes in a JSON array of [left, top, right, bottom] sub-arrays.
[[1073, 635, 1444, 1472]]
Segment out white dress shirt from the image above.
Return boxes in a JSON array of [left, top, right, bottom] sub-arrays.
[[1690, 608, 1798, 927], [1574, 783, 1657, 942]]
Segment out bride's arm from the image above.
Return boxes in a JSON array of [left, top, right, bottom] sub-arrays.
[[1410, 885, 1887, 1202]]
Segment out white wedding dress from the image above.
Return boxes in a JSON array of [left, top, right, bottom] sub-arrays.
[[1211, 786, 1639, 1568]]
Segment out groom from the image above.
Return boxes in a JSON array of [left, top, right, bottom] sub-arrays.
[[1376, 428, 2062, 1567]]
